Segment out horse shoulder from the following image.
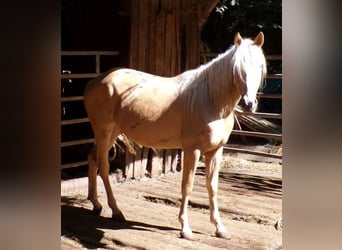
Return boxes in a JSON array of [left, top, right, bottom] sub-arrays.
[[198, 115, 235, 152]]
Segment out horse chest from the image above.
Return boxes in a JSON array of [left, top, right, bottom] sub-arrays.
[[181, 115, 234, 152], [208, 119, 232, 144]]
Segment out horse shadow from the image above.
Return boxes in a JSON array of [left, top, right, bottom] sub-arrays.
[[220, 171, 282, 198], [197, 166, 282, 198], [61, 196, 179, 249]]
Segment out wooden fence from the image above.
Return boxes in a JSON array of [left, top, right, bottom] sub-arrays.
[[61, 51, 180, 175], [61, 51, 119, 169], [61, 51, 282, 177]]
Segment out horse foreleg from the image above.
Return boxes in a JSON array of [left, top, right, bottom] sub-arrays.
[[178, 149, 200, 240], [87, 144, 102, 214], [97, 129, 125, 221], [205, 146, 230, 239]]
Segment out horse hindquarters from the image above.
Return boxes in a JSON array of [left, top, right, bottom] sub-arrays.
[[84, 80, 125, 220]]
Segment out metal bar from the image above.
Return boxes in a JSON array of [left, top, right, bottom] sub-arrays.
[[61, 73, 99, 79], [61, 138, 94, 147], [257, 93, 282, 99], [265, 55, 282, 60], [236, 112, 282, 119], [61, 96, 84, 102], [232, 130, 282, 140], [61, 118, 89, 125], [266, 73, 282, 79], [61, 160, 89, 169], [223, 146, 282, 159]]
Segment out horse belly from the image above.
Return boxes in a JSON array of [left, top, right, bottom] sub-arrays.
[[114, 77, 182, 148], [121, 121, 182, 149], [117, 105, 183, 149]]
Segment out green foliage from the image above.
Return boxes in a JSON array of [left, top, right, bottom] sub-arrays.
[[215, 0, 238, 17], [202, 0, 282, 54]]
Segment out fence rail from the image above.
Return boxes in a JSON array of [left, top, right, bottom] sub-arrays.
[[231, 130, 282, 140], [61, 51, 119, 169], [62, 51, 119, 74]]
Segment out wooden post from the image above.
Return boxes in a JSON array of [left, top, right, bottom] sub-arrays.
[[140, 147, 149, 178], [133, 147, 142, 179], [150, 150, 162, 177], [125, 150, 134, 180], [171, 149, 179, 172], [180, 0, 200, 71], [163, 149, 172, 174]]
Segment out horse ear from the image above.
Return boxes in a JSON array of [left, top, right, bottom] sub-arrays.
[[234, 32, 242, 47], [254, 32, 264, 47]]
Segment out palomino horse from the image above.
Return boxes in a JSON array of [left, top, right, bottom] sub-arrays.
[[84, 32, 266, 239]]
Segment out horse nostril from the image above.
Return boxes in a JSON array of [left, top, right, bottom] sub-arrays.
[[247, 101, 253, 109], [241, 96, 257, 112]]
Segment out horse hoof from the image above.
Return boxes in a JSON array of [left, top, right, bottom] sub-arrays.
[[92, 206, 102, 215], [112, 211, 126, 222], [180, 231, 194, 240], [215, 230, 231, 239]]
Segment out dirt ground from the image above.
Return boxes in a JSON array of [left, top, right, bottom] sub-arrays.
[[61, 153, 282, 250]]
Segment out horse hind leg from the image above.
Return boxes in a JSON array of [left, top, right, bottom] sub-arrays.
[[96, 127, 125, 221], [87, 144, 103, 215]]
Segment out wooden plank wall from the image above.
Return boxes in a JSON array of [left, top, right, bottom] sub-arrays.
[[129, 0, 180, 76], [180, 0, 200, 70]]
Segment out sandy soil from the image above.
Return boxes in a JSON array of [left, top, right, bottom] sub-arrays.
[[61, 154, 282, 249]]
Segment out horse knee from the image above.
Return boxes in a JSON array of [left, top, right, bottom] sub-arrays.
[[182, 178, 195, 196], [88, 152, 98, 179], [98, 161, 110, 180], [88, 146, 97, 164], [183, 186, 193, 196], [99, 169, 108, 181]]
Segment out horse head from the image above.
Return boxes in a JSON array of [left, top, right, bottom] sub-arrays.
[[233, 32, 266, 112]]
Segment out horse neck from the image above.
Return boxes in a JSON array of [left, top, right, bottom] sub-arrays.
[[181, 47, 241, 119]]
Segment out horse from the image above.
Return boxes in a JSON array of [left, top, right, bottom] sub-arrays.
[[83, 32, 266, 240]]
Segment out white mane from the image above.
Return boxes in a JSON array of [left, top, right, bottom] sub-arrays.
[[179, 38, 261, 118]]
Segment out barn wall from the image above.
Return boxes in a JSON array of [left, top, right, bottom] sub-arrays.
[[129, 0, 219, 73], [180, 0, 201, 71], [129, 0, 181, 76]]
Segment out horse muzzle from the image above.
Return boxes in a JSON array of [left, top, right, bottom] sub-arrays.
[[240, 96, 258, 113]]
